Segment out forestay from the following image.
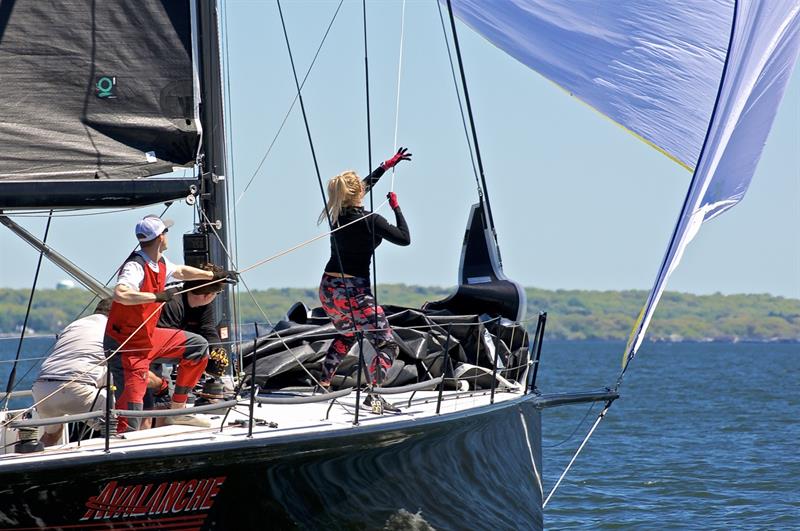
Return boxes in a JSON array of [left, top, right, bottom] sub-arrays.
[[0, 0, 200, 181], [448, 0, 800, 371]]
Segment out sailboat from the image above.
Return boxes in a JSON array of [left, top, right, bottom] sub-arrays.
[[0, 1, 798, 530]]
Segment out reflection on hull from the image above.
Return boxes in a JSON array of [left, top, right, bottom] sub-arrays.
[[0, 398, 542, 530]]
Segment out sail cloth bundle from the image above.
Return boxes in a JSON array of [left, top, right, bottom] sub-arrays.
[[241, 305, 529, 391]]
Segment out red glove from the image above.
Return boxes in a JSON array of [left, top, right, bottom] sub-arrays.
[[381, 147, 412, 170], [387, 192, 400, 210]]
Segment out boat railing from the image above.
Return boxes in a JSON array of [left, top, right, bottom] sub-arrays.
[[5, 400, 240, 430], [256, 387, 353, 405], [526, 311, 548, 394], [369, 377, 442, 395], [0, 390, 32, 402], [1, 310, 546, 456], [7, 410, 104, 429]]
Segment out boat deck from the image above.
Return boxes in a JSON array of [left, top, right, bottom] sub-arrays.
[[0, 386, 530, 471]]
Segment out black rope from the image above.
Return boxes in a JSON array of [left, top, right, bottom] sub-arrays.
[[221, 0, 243, 363], [445, 0, 501, 259], [363, 0, 382, 356], [543, 401, 596, 448], [3, 211, 53, 408], [435, 0, 481, 200], [238, 0, 345, 201], [276, 0, 368, 412]]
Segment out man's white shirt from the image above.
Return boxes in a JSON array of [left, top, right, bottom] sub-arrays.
[[116, 250, 177, 290]]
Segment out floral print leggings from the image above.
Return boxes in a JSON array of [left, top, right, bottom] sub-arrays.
[[318, 274, 397, 386]]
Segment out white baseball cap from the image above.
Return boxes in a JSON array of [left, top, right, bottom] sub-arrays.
[[135, 215, 174, 242]]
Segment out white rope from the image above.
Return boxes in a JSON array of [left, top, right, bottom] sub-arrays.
[[390, 0, 407, 191], [542, 401, 613, 507], [237, 199, 389, 274], [520, 410, 544, 499], [3, 301, 166, 426], [198, 208, 347, 400]]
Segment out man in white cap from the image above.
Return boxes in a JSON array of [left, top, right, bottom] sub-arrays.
[[104, 214, 236, 432]]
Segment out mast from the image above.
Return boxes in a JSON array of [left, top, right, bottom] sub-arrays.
[[194, 0, 234, 345]]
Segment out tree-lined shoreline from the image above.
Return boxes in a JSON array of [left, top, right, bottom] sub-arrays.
[[1, 286, 797, 342]]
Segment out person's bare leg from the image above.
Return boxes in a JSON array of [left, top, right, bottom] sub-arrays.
[[147, 370, 164, 391], [40, 427, 63, 447]]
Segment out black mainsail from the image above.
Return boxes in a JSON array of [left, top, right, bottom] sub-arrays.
[[0, 0, 200, 207]]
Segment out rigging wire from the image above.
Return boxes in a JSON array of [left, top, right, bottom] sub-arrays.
[[543, 401, 596, 448], [195, 205, 353, 416], [277, 0, 373, 414], [444, 0, 501, 258], [3, 211, 53, 410], [362, 0, 382, 348], [235, 0, 345, 206], [435, 0, 479, 195], [237, 198, 387, 276], [543, 399, 615, 507], [220, 0, 245, 373], [390, 0, 407, 191]]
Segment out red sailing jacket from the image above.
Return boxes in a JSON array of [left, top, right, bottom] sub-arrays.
[[105, 253, 167, 351]]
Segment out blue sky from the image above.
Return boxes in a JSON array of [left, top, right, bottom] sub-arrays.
[[1, 1, 798, 299]]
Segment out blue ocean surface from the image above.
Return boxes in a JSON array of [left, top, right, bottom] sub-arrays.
[[538, 340, 799, 529], [0, 335, 56, 409], [0, 337, 797, 529]]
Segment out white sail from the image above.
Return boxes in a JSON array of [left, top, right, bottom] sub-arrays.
[[448, 0, 735, 170], [449, 0, 800, 371], [622, 0, 800, 371]]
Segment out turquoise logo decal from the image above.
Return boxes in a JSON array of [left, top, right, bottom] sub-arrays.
[[96, 76, 116, 98]]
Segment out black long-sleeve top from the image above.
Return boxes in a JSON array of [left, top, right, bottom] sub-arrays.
[[323, 166, 411, 280], [158, 293, 222, 348]]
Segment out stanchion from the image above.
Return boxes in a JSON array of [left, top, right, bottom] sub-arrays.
[[436, 324, 453, 414]]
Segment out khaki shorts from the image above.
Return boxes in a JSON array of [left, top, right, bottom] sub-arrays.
[[31, 380, 107, 435]]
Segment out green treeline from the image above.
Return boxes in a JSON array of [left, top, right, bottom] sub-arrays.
[[1, 286, 798, 342]]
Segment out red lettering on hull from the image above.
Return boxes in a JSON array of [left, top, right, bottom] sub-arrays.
[[80, 476, 227, 522]]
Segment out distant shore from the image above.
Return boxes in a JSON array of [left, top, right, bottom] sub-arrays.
[[1, 286, 798, 342]]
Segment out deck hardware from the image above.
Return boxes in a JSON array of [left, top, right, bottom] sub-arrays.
[[490, 331, 500, 404], [248, 328, 259, 438], [104, 368, 115, 452], [528, 312, 547, 393], [435, 324, 453, 414], [14, 426, 43, 454], [353, 331, 365, 426]]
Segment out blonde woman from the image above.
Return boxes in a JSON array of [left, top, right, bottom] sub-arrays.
[[318, 147, 412, 413]]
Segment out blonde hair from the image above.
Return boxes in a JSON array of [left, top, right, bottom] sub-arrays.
[[317, 170, 362, 226]]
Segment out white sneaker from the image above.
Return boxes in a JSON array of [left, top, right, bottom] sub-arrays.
[[163, 414, 211, 428]]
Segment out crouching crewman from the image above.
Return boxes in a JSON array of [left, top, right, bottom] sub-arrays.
[[31, 299, 113, 446]]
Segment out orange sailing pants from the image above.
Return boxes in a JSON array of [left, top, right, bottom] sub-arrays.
[[106, 327, 209, 432]]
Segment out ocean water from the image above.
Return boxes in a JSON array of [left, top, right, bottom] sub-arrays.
[[538, 340, 799, 529], [1, 337, 797, 529]]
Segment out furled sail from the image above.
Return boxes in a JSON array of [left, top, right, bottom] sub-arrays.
[[449, 0, 800, 372], [0, 0, 199, 182]]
